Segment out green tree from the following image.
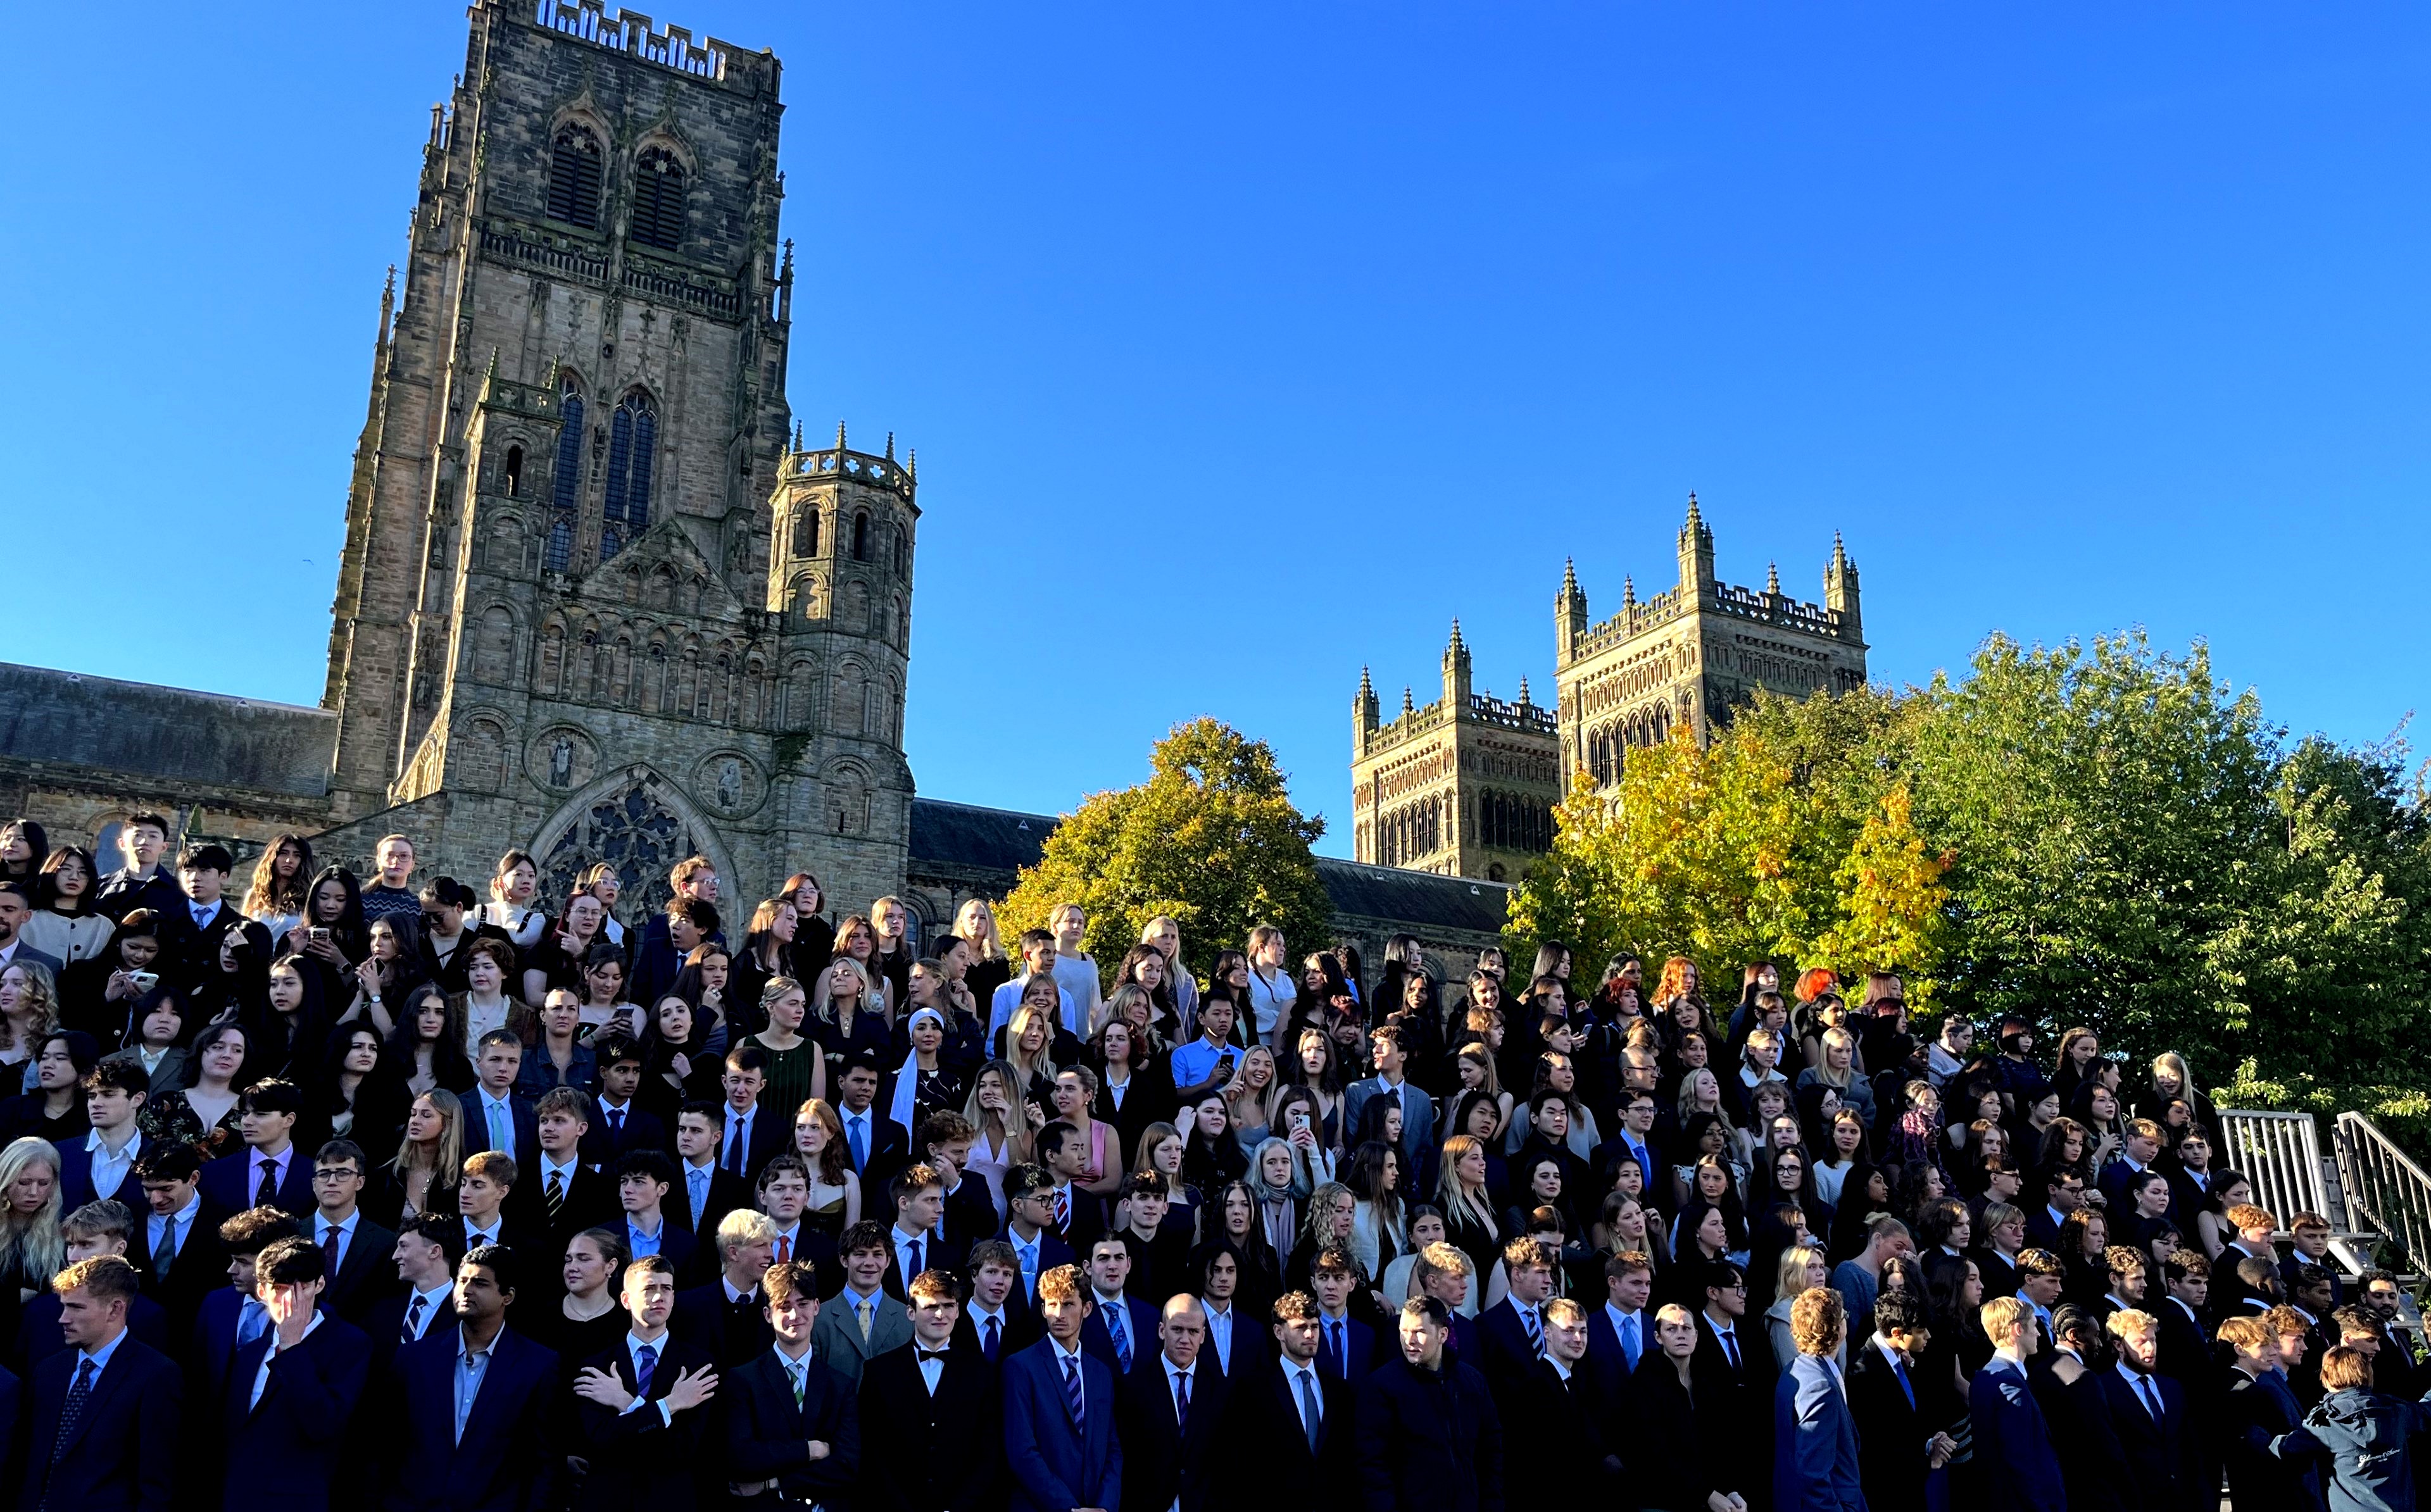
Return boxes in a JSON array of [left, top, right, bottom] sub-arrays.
[[1504, 687, 1947, 999], [998, 718, 1332, 989]]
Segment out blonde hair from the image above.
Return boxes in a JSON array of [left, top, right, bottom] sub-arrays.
[[2105, 1308, 2158, 1342], [0, 1138, 65, 1284], [1979, 1295, 2032, 1343], [816, 956, 882, 1025], [1790, 1286, 1845, 1356], [1006, 1003, 1059, 1085], [2215, 1315, 2270, 1352], [396, 1090, 465, 1178], [1775, 1243, 1828, 1303], [0, 961, 60, 1053], [955, 898, 1005, 960]]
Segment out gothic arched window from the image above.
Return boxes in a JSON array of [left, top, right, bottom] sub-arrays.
[[851, 510, 870, 562], [547, 125, 603, 229], [503, 445, 524, 499], [791, 507, 819, 558], [631, 146, 687, 252], [602, 389, 657, 560], [545, 377, 584, 572]]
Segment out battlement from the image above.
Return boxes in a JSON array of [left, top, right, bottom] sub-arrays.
[[783, 442, 917, 505], [1467, 691, 1555, 735], [528, 0, 753, 87], [1571, 576, 1852, 663]]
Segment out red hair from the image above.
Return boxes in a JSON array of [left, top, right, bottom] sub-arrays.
[[1794, 968, 1838, 1006]]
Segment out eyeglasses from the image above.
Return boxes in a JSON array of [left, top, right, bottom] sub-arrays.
[[313, 1168, 360, 1180]]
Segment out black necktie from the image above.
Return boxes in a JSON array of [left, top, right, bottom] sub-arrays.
[[1174, 1368, 1191, 1432], [1721, 1329, 1740, 1370], [255, 1159, 278, 1206], [983, 1315, 1000, 1362], [153, 1215, 178, 1280]]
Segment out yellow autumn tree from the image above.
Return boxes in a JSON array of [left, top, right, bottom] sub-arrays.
[[1505, 687, 1949, 1002]]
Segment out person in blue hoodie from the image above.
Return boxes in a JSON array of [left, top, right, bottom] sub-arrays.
[[2272, 1343, 2431, 1512]]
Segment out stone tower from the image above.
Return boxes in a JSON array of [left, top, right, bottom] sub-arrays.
[[1554, 495, 1866, 792], [317, 0, 915, 915], [1350, 622, 1560, 882]]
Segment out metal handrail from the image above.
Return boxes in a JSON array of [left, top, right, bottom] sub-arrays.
[[2219, 1108, 2331, 1234], [2337, 1111, 2431, 1274]]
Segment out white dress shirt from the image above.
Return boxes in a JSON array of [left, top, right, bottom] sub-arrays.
[[252, 1311, 325, 1408]]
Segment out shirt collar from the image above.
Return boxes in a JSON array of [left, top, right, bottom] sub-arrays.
[[87, 1125, 141, 1157], [78, 1326, 130, 1373], [722, 1277, 757, 1304], [541, 1153, 579, 1181], [457, 1325, 494, 1363], [270, 1312, 325, 1355], [1870, 1332, 1908, 1366], [1050, 1335, 1085, 1363], [319, 1210, 358, 1239], [627, 1330, 668, 1361]]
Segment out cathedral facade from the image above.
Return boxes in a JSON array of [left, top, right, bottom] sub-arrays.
[[1352, 496, 1869, 883], [0, 0, 1510, 966]]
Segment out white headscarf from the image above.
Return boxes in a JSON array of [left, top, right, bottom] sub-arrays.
[[889, 1007, 947, 1139]]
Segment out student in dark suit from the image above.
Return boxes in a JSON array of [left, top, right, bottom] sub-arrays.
[[2085, 1308, 2187, 1511], [219, 1237, 372, 1512], [16, 1201, 170, 1372], [568, 1253, 718, 1512], [20, 1255, 177, 1512], [832, 1056, 909, 1190], [1033, 1120, 1104, 1253], [361, 1213, 465, 1378], [1307, 1247, 1375, 1383], [191, 1207, 303, 1408], [380, 1244, 558, 1512], [54, 1061, 149, 1211], [529, 1089, 617, 1258], [711, 1044, 789, 1186], [460, 1033, 541, 1170], [1191, 1240, 1266, 1382], [1691, 1256, 1771, 1500], [303, 1139, 397, 1322], [1219, 1288, 1357, 1510], [613, 1151, 696, 1277], [669, 1208, 776, 1366], [198, 1080, 315, 1217], [667, 1104, 753, 1257], [1407, 1243, 1485, 1372], [581, 1043, 669, 1171], [1000, 1165, 1077, 1309], [1970, 1295, 2068, 1512], [1847, 1289, 1950, 1512], [1118, 1292, 1230, 1512], [726, 1258, 861, 1504], [131, 1143, 227, 1341], [1000, 1263, 1122, 1512], [1775, 1286, 1867, 1512], [1509, 1296, 1623, 1503], [1355, 1294, 1504, 1512], [1076, 1235, 1162, 1379], [953, 1239, 1042, 1370], [2217, 1313, 2325, 1512], [1477, 1235, 1559, 1403], [859, 1265, 999, 1512]]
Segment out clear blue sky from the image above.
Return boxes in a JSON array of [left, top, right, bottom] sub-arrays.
[[6, 4, 2426, 854]]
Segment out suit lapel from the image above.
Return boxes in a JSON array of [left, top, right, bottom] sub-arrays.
[[55, 1345, 137, 1459]]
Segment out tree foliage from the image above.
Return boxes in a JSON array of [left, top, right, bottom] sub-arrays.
[[1504, 686, 1950, 1003], [1509, 630, 2431, 1099], [997, 718, 1332, 988]]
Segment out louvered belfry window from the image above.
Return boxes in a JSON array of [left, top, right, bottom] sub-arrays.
[[548, 125, 603, 228], [631, 146, 686, 251], [601, 389, 657, 560]]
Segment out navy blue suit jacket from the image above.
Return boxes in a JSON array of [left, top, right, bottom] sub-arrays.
[[221, 1317, 373, 1512], [1002, 1339, 1122, 1512], [1310, 1310, 1373, 1382], [458, 1092, 542, 1170], [1079, 1292, 1163, 1378], [1773, 1353, 1866, 1511], [1477, 1297, 1544, 1396], [53, 1136, 143, 1212], [381, 1325, 558, 1512], [15, 1290, 167, 1375], [199, 1147, 314, 1218], [19, 1334, 179, 1512], [1969, 1358, 2067, 1512], [1582, 1304, 1644, 1405]]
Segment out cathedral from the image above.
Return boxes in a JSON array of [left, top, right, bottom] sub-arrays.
[[0, 0, 1507, 966], [1351, 495, 1869, 881]]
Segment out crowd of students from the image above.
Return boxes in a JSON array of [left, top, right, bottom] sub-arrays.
[[0, 809, 2423, 1511]]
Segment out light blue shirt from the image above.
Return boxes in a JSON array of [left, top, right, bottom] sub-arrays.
[[453, 1328, 494, 1444], [75, 1323, 129, 1378], [627, 1216, 664, 1258], [146, 1190, 201, 1262]]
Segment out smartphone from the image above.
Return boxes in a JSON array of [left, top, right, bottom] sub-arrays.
[[309, 926, 332, 944], [129, 971, 160, 993]]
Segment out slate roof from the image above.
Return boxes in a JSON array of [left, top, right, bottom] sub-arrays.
[[0, 661, 336, 799], [906, 797, 1512, 935]]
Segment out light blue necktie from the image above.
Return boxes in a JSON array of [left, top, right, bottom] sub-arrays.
[[487, 1100, 508, 1154]]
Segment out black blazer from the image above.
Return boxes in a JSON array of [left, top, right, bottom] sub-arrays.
[[1119, 1355, 1231, 1512], [137, 1200, 234, 1344], [536, 1165, 621, 1261], [950, 1301, 1042, 1371], [572, 1334, 717, 1512], [1847, 1335, 1928, 1512], [2085, 1365, 2186, 1512], [1351, 1356, 1505, 1512], [1509, 1357, 1623, 1503], [724, 1346, 860, 1505], [578, 1102, 669, 1170], [381, 1325, 557, 1512], [220, 1316, 373, 1512], [668, 1280, 772, 1368], [19, 1333, 180, 1512], [1216, 1353, 1357, 1512], [858, 1339, 999, 1512], [322, 1215, 399, 1322], [1624, 1355, 1740, 1509]]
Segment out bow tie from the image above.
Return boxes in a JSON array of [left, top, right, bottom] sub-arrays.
[[915, 1347, 950, 1363]]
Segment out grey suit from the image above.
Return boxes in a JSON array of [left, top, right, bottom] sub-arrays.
[[99, 1045, 194, 1097], [807, 1286, 912, 1387]]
